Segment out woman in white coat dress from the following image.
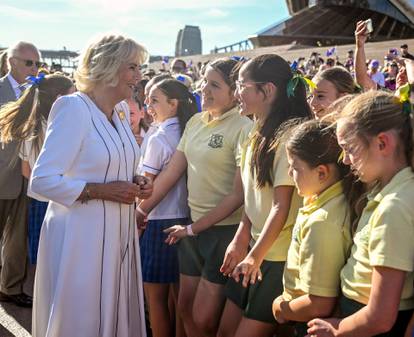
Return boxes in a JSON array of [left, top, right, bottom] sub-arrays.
[[30, 34, 152, 337]]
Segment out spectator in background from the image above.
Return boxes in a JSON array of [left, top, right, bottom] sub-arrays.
[[344, 50, 354, 71], [384, 62, 399, 91], [0, 41, 41, 308], [143, 68, 156, 80], [318, 57, 335, 72], [400, 43, 414, 60], [170, 58, 187, 74], [0, 51, 8, 77], [368, 59, 385, 87]]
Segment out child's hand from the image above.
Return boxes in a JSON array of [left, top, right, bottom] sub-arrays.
[[306, 318, 341, 337], [136, 211, 147, 230], [134, 175, 153, 199], [231, 254, 263, 287], [163, 225, 187, 245], [272, 295, 287, 324], [220, 239, 248, 277]]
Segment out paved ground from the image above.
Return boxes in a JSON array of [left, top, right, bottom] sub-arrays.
[[0, 265, 34, 337]]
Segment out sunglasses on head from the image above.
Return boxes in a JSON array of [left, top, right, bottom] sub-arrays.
[[14, 56, 42, 68]]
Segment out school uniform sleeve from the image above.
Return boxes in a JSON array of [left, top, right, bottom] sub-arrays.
[[30, 96, 89, 207], [273, 143, 295, 187], [368, 197, 414, 272], [177, 113, 197, 153], [299, 214, 349, 297], [234, 121, 253, 167], [141, 134, 166, 176]]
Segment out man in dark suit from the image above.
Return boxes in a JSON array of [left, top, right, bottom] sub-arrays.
[[0, 41, 40, 307]]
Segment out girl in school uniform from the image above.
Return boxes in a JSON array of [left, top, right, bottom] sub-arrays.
[[137, 58, 252, 337], [272, 120, 353, 336], [218, 54, 312, 337], [139, 78, 197, 337], [0, 74, 75, 264], [308, 90, 414, 336], [309, 66, 359, 120]]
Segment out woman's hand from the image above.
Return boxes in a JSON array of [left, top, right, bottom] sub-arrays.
[[306, 318, 341, 337], [272, 295, 288, 324], [163, 225, 187, 245], [231, 254, 263, 287], [355, 20, 368, 47], [134, 175, 153, 199], [93, 181, 141, 204], [220, 239, 248, 277]]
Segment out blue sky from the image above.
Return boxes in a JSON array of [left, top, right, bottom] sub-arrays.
[[0, 0, 289, 56]]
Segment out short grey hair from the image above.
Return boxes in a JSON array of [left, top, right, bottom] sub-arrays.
[[75, 33, 148, 93], [7, 41, 40, 58]]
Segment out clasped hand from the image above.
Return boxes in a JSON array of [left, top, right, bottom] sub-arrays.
[[231, 254, 263, 288], [105, 176, 152, 204]]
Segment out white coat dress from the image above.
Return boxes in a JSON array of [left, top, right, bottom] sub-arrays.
[[30, 92, 146, 337]]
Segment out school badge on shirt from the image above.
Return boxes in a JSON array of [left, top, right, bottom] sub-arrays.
[[208, 134, 224, 148]]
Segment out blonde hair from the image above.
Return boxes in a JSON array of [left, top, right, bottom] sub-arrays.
[[338, 90, 414, 167], [75, 33, 148, 93]]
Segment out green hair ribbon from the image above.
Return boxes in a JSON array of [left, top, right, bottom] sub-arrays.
[[287, 73, 316, 98], [395, 83, 412, 116]]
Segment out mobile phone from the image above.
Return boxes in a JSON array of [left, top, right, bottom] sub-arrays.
[[365, 19, 373, 33]]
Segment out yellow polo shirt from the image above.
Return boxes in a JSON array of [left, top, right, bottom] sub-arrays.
[[341, 167, 414, 310], [283, 181, 352, 300], [240, 126, 302, 261], [177, 107, 252, 225]]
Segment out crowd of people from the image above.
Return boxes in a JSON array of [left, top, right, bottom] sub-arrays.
[[0, 19, 413, 337]]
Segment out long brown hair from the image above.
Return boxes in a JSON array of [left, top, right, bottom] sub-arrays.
[[286, 119, 364, 228], [244, 54, 312, 188], [0, 73, 74, 161], [153, 79, 198, 135]]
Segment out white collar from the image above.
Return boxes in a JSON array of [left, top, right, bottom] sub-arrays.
[[158, 117, 180, 130], [7, 73, 21, 90]]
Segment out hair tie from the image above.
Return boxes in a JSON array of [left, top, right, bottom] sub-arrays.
[[286, 73, 315, 98], [230, 56, 246, 62], [394, 83, 412, 116], [26, 73, 46, 87]]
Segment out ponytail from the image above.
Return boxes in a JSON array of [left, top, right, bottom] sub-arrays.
[[0, 74, 73, 162]]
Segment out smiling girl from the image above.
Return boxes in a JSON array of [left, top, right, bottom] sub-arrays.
[[218, 54, 311, 337], [140, 78, 196, 337], [309, 67, 359, 120], [136, 58, 252, 337]]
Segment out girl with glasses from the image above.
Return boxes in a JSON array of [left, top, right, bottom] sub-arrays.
[[136, 58, 252, 337], [218, 54, 311, 337]]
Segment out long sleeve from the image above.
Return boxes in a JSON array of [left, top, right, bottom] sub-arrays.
[[30, 95, 89, 207]]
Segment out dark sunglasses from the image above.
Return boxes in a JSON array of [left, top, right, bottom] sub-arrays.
[[14, 56, 42, 68]]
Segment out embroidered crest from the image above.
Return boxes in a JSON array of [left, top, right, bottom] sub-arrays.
[[208, 134, 224, 148]]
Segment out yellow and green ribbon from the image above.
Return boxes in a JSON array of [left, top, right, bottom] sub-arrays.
[[287, 74, 316, 98]]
